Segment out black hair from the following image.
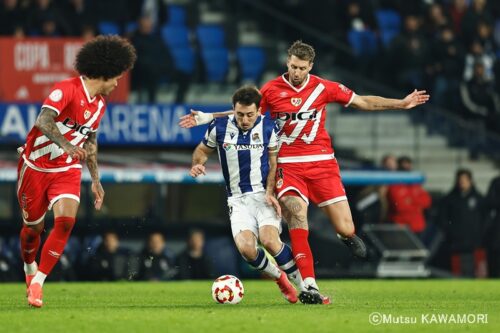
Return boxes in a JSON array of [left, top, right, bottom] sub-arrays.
[[75, 35, 137, 79], [232, 85, 262, 109]]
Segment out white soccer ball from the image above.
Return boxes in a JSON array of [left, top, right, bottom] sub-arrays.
[[211, 275, 244, 304]]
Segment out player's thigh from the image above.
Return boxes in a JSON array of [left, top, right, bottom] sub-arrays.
[[279, 194, 309, 230], [17, 162, 50, 225], [320, 200, 355, 235], [307, 160, 348, 207], [228, 197, 258, 239], [275, 163, 309, 204], [252, 192, 282, 232], [47, 168, 82, 218]]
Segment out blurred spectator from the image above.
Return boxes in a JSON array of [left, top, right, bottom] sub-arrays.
[[424, 3, 450, 38], [463, 39, 495, 81], [130, 0, 167, 30], [59, 0, 92, 36], [484, 175, 500, 277], [449, 0, 468, 36], [0, 0, 27, 36], [25, 0, 71, 36], [130, 15, 173, 103], [86, 231, 130, 281], [461, 0, 493, 47], [439, 169, 486, 277], [137, 232, 176, 281], [386, 156, 432, 237], [388, 15, 432, 91], [430, 25, 465, 108], [460, 61, 500, 132], [177, 229, 212, 280]]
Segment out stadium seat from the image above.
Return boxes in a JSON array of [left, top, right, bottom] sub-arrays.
[[161, 25, 191, 48], [98, 21, 120, 35], [200, 47, 229, 82], [348, 30, 378, 57], [236, 46, 266, 83], [125, 22, 138, 34], [167, 4, 187, 26], [196, 24, 226, 48], [380, 30, 399, 47], [170, 47, 196, 74]]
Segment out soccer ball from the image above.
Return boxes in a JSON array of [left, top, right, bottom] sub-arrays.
[[211, 275, 244, 304]]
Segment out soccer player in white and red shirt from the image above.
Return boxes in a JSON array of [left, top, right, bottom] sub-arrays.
[[18, 36, 136, 308], [179, 40, 429, 304]]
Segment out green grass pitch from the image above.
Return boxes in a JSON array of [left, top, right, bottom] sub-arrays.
[[1, 280, 498, 333]]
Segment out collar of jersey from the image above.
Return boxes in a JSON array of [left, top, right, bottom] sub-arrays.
[[80, 76, 97, 103], [281, 73, 310, 93]]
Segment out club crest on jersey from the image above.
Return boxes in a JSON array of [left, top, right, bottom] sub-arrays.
[[49, 89, 63, 102], [252, 133, 261, 143], [83, 110, 91, 119], [290, 97, 302, 107]]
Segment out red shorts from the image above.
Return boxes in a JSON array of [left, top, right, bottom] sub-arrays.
[[275, 159, 347, 207], [17, 158, 82, 224]]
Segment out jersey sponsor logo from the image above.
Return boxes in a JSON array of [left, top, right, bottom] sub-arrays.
[[49, 89, 63, 102], [290, 97, 302, 106], [22, 209, 29, 220], [276, 110, 318, 121], [62, 117, 93, 135], [83, 110, 91, 119], [276, 179, 283, 189], [222, 143, 264, 151]]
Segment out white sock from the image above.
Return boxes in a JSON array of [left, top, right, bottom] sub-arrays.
[[31, 271, 47, 287], [247, 248, 281, 279], [303, 277, 319, 291], [264, 262, 282, 280], [24, 262, 37, 275]]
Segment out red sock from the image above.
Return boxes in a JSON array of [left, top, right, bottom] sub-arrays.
[[38, 216, 76, 275], [20, 226, 41, 264], [289, 228, 315, 279]]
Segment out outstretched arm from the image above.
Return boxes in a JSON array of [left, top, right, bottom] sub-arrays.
[[190, 143, 215, 177], [179, 109, 233, 128], [35, 107, 87, 160], [83, 132, 104, 210], [350, 89, 430, 111]]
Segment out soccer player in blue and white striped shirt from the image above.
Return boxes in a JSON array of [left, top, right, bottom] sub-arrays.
[[190, 86, 304, 303]]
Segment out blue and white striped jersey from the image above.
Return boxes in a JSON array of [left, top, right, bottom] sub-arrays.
[[202, 115, 279, 197]]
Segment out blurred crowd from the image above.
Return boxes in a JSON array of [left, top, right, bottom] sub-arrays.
[[0, 228, 215, 282], [354, 153, 500, 278], [328, 0, 500, 134]]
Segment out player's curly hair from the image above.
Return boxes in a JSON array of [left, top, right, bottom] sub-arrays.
[[232, 85, 261, 109], [75, 35, 137, 79], [288, 40, 315, 63]]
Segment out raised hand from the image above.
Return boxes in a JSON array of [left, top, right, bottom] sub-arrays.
[[401, 89, 430, 109]]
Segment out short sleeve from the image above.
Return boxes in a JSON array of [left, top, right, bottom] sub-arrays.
[[324, 80, 355, 107], [268, 121, 280, 149], [41, 82, 74, 115], [202, 120, 217, 148]]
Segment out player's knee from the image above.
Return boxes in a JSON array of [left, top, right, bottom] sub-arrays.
[[54, 216, 76, 234], [259, 236, 281, 255], [22, 225, 42, 241]]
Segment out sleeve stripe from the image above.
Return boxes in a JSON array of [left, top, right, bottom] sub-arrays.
[[41, 104, 61, 115]]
